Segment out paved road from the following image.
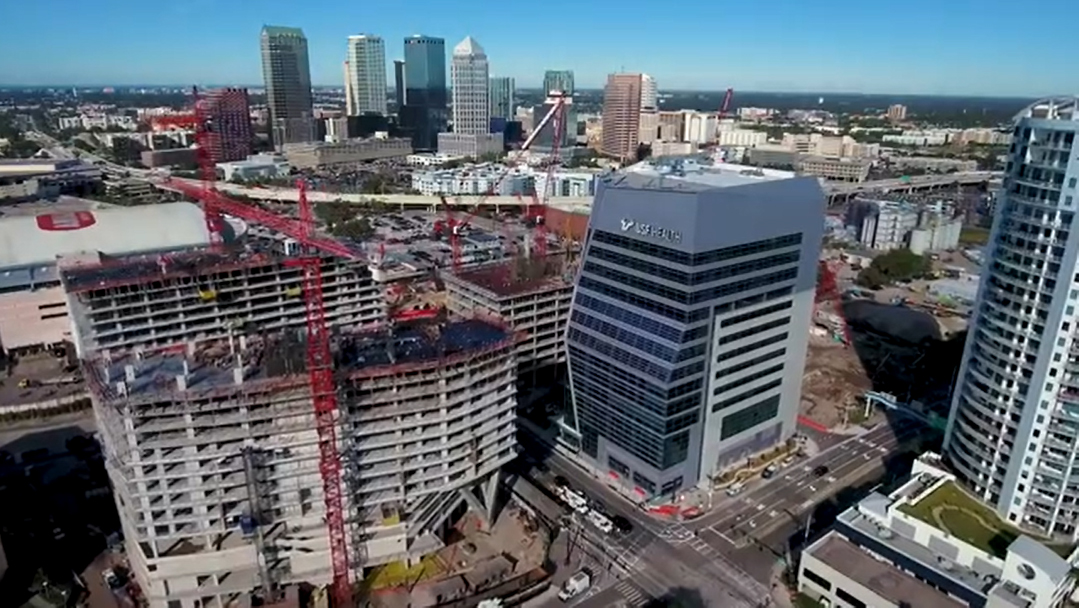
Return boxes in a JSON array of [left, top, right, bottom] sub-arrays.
[[521, 441, 768, 608], [688, 419, 924, 538], [520, 415, 928, 606]]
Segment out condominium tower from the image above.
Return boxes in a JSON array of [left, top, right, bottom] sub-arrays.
[[944, 97, 1079, 539], [563, 160, 824, 499], [393, 59, 406, 109], [400, 35, 447, 150], [600, 73, 643, 161], [640, 73, 658, 111], [543, 70, 575, 96], [489, 76, 515, 122], [260, 26, 315, 147], [346, 34, 388, 116], [196, 88, 253, 163]]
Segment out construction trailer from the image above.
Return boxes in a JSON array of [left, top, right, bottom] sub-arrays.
[[61, 247, 385, 358], [87, 318, 518, 608], [443, 254, 575, 389]]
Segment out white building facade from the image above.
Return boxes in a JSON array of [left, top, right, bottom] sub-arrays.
[[439, 36, 503, 158], [640, 73, 658, 111], [346, 35, 388, 116], [945, 97, 1079, 539]]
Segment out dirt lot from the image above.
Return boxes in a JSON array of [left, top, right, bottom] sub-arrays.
[[799, 333, 875, 429]]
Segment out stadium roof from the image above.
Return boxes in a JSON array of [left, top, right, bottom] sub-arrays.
[[0, 202, 211, 271]]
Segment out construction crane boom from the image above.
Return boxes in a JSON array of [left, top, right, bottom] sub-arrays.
[[442, 94, 568, 272], [187, 88, 353, 606], [718, 88, 734, 120]]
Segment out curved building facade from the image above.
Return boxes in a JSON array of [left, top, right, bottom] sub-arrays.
[[945, 97, 1079, 538]]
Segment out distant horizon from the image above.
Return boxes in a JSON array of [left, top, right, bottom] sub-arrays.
[[0, 84, 1041, 102]]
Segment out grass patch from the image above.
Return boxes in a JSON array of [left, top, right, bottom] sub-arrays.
[[366, 554, 446, 590], [959, 227, 990, 246], [898, 481, 1074, 559]]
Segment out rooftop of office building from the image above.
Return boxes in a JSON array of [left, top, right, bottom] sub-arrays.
[[806, 533, 965, 608], [85, 318, 513, 403], [616, 158, 798, 192]]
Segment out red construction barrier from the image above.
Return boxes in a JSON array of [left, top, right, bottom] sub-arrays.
[[797, 415, 830, 433]]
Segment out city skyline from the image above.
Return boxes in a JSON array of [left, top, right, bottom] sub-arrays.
[[2, 0, 1078, 96]]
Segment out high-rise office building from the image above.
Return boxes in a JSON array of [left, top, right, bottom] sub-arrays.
[[197, 88, 254, 163], [641, 73, 658, 111], [346, 34, 388, 116], [532, 70, 577, 154], [543, 70, 575, 96], [450, 37, 489, 135], [489, 76, 515, 121], [600, 73, 643, 161], [393, 59, 406, 109], [438, 37, 503, 157], [343, 60, 355, 116], [400, 35, 447, 150], [563, 161, 824, 499], [260, 25, 315, 147], [944, 98, 1079, 538]]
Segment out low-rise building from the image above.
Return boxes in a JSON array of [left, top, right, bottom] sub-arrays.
[[535, 170, 600, 199], [892, 156, 979, 173], [717, 129, 768, 148], [411, 163, 533, 196], [797, 155, 872, 182], [283, 137, 412, 169], [800, 454, 1079, 608], [436, 132, 505, 158], [851, 199, 920, 251], [406, 153, 467, 167], [217, 153, 290, 182], [0, 159, 103, 202], [140, 148, 197, 168]]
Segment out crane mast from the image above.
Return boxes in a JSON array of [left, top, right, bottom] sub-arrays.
[[188, 88, 354, 607]]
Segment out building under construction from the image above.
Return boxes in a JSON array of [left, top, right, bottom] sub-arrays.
[[61, 247, 385, 357], [444, 254, 575, 388], [88, 318, 518, 608]]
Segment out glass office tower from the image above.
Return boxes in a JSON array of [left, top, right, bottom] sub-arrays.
[[564, 160, 825, 498], [401, 35, 447, 150]]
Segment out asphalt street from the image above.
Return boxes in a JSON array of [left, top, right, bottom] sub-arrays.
[[519, 416, 928, 607], [522, 442, 770, 608]]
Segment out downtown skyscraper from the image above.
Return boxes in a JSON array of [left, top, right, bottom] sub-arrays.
[[944, 98, 1079, 539], [533, 69, 576, 154], [543, 69, 575, 96], [489, 76, 515, 122], [346, 35, 388, 116], [260, 26, 314, 147], [437, 37, 503, 157], [600, 73, 643, 161], [400, 35, 447, 151]]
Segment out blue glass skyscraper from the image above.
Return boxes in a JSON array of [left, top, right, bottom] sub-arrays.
[[400, 35, 447, 150]]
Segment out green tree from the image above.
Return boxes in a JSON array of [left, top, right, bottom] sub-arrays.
[[856, 249, 932, 289], [315, 201, 357, 229], [334, 217, 374, 240]]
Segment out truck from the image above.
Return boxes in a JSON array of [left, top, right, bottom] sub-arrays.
[[558, 569, 592, 601]]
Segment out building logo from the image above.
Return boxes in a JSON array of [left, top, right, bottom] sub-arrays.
[[36, 211, 97, 232], [620, 218, 682, 243]]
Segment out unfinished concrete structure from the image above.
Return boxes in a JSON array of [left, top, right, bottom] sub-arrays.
[[61, 249, 385, 357], [444, 255, 575, 388], [88, 319, 518, 608]]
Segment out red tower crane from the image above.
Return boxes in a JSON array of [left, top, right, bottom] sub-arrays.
[[718, 88, 734, 120], [815, 260, 853, 346], [440, 94, 569, 273], [178, 88, 354, 607]]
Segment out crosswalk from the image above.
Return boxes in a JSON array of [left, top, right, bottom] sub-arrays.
[[613, 580, 651, 607]]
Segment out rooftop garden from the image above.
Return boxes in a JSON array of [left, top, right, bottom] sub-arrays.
[[897, 480, 1074, 560]]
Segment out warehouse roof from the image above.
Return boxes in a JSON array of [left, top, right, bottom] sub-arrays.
[[0, 202, 211, 271]]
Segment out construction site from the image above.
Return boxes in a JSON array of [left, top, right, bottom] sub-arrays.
[[87, 318, 519, 607], [55, 88, 578, 608], [803, 259, 966, 429], [443, 253, 577, 392]]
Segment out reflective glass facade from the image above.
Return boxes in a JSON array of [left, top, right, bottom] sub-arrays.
[[402, 35, 447, 150], [565, 167, 824, 496]]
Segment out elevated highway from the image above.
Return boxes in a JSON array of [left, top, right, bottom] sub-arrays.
[[155, 170, 1002, 212]]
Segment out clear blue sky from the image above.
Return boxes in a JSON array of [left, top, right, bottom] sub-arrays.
[[3, 0, 1076, 96]]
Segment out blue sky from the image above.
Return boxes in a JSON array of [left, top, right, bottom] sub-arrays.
[[2, 0, 1077, 95]]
